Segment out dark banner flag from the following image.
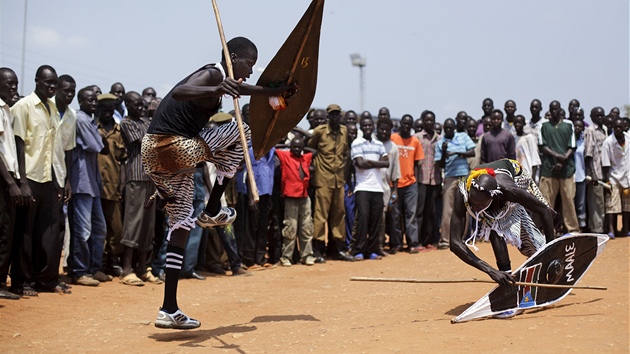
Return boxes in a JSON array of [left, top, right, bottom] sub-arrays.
[[249, 0, 324, 159]]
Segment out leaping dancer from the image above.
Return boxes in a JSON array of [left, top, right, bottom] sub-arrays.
[[142, 37, 295, 330]]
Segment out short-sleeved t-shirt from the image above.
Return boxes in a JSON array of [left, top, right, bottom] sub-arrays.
[[538, 119, 576, 178], [601, 133, 630, 188], [351, 136, 387, 193], [390, 133, 424, 188], [435, 132, 476, 178]]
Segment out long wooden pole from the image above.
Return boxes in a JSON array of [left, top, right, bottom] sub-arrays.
[[350, 277, 607, 290], [211, 0, 259, 202]]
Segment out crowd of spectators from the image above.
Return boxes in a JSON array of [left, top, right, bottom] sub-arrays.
[[0, 64, 629, 300]]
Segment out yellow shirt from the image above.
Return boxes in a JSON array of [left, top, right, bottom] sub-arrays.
[[11, 92, 76, 186]]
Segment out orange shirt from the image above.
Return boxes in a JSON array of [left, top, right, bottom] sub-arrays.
[[390, 133, 424, 188]]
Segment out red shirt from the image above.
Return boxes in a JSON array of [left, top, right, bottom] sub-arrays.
[[276, 149, 312, 198]]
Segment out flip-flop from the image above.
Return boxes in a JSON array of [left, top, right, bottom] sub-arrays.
[[120, 273, 145, 286], [140, 271, 163, 284], [58, 281, 72, 290], [52, 284, 72, 294], [9, 286, 38, 297], [0, 289, 20, 299]]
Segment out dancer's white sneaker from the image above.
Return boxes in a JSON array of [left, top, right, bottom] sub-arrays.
[[196, 207, 236, 228], [155, 309, 201, 330]]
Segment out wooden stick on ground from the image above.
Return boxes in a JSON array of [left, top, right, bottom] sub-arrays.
[[350, 276, 607, 290], [211, 0, 259, 202]]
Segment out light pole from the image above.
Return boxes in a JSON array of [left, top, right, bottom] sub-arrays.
[[350, 53, 366, 112], [21, 0, 28, 96]]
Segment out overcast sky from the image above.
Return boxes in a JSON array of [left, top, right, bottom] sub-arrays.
[[1, 0, 628, 125]]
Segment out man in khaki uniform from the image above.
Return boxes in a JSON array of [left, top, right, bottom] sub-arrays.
[[307, 104, 354, 262]]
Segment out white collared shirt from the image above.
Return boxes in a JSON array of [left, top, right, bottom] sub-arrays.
[[0, 98, 19, 178]]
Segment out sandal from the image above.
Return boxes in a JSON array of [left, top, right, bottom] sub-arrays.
[[9, 285, 38, 297], [119, 273, 145, 286], [52, 284, 72, 294], [141, 271, 163, 284]]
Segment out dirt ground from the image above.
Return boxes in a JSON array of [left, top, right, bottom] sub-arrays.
[[1, 236, 628, 353]]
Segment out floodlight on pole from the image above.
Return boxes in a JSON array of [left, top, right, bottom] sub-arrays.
[[350, 53, 366, 112], [21, 0, 28, 96]]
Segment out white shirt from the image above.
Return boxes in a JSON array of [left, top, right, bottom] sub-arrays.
[[351, 136, 387, 193], [515, 133, 541, 176], [0, 99, 19, 178], [601, 132, 630, 188], [527, 117, 548, 142], [112, 101, 127, 124]]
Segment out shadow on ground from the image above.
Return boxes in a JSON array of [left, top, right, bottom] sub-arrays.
[[148, 314, 320, 350], [445, 302, 475, 316], [149, 324, 256, 349]]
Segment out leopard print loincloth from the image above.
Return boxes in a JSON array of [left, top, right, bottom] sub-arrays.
[[141, 121, 249, 237]]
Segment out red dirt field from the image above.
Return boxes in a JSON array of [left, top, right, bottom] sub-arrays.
[[1, 237, 628, 353]]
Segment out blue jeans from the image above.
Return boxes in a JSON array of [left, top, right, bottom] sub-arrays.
[[392, 183, 419, 248], [574, 181, 586, 228], [70, 194, 106, 276], [344, 182, 355, 247], [152, 231, 168, 278], [216, 224, 242, 272], [182, 199, 206, 275]]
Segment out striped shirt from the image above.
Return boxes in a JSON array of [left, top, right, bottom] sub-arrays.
[[416, 130, 441, 185], [583, 124, 607, 180], [351, 136, 387, 193], [120, 116, 152, 182]]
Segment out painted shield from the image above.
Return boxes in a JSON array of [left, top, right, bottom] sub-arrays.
[[451, 233, 609, 323], [249, 0, 324, 159]]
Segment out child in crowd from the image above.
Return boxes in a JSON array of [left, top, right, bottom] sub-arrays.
[[276, 137, 316, 266]]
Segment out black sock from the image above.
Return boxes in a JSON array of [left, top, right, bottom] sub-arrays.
[[162, 244, 184, 313], [204, 177, 231, 216]]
